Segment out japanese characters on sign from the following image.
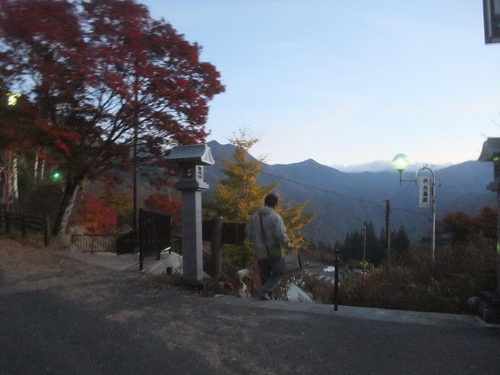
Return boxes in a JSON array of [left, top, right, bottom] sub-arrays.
[[419, 176, 431, 208]]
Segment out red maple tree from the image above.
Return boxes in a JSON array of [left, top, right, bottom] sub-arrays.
[[74, 192, 117, 234], [443, 206, 497, 245], [0, 0, 224, 235], [144, 193, 181, 222]]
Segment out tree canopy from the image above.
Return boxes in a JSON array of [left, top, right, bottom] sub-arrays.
[[210, 131, 277, 223], [207, 130, 315, 268], [340, 222, 409, 265], [443, 206, 496, 245], [0, 0, 224, 234]]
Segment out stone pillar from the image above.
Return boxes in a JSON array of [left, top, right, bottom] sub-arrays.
[[490, 160, 500, 294], [496, 186, 500, 293], [181, 189, 204, 283], [166, 144, 214, 285]]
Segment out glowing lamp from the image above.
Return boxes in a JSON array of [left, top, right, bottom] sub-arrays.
[[7, 93, 21, 106], [52, 172, 62, 181], [392, 153, 409, 173]]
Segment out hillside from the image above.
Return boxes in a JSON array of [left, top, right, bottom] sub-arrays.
[[205, 141, 495, 245]]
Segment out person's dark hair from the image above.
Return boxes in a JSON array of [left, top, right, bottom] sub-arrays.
[[264, 193, 279, 208]]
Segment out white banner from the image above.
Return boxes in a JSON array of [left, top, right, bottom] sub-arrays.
[[418, 176, 431, 208]]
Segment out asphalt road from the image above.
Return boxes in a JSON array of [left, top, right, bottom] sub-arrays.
[[1, 239, 499, 375]]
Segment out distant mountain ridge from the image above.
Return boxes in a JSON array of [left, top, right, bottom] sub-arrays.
[[331, 160, 453, 173], [205, 140, 495, 245]]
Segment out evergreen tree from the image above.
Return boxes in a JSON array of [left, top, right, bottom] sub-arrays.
[[392, 225, 410, 258], [342, 230, 363, 260], [365, 222, 384, 265], [340, 222, 385, 265]]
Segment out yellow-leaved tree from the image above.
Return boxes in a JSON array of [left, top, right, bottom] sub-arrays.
[[279, 201, 315, 252], [207, 130, 315, 268]]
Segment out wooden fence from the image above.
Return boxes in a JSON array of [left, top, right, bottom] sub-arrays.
[[1, 211, 51, 246], [202, 217, 254, 292]]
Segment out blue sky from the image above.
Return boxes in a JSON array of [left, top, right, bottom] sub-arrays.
[[142, 0, 500, 169]]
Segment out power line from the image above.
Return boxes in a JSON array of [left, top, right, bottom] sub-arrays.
[[261, 171, 385, 207], [260, 171, 423, 215]]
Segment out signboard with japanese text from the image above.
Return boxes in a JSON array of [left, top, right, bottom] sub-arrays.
[[418, 176, 431, 208], [483, 0, 500, 43]]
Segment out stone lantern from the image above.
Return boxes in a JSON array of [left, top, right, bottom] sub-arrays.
[[166, 144, 214, 284], [475, 138, 500, 322]]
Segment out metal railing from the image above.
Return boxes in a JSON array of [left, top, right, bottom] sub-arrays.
[[71, 234, 117, 253]]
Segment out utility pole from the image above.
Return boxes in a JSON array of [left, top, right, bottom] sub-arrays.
[[361, 221, 367, 299], [132, 124, 138, 233], [362, 221, 367, 265], [385, 200, 391, 267]]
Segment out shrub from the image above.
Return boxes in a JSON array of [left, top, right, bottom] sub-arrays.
[[298, 241, 496, 313]]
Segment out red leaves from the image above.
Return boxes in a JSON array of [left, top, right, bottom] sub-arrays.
[[144, 193, 181, 221], [37, 152, 57, 164], [0, 0, 224, 236], [75, 192, 117, 234], [37, 123, 80, 156], [176, 78, 189, 89], [54, 140, 72, 155], [1, 0, 224, 153], [443, 206, 497, 244], [0, 0, 80, 44]]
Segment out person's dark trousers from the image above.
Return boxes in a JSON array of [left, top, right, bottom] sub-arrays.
[[257, 258, 272, 285], [258, 257, 284, 297]]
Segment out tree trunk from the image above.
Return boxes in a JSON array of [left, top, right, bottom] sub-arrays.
[[52, 177, 82, 236], [34, 150, 39, 183], [12, 156, 18, 199]]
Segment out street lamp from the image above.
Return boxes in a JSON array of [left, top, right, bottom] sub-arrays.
[[7, 92, 21, 106], [52, 171, 62, 182], [392, 154, 437, 262], [392, 153, 409, 178]]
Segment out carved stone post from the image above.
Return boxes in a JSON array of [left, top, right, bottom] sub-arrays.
[[167, 144, 214, 284]]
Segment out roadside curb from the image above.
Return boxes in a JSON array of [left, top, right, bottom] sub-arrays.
[[214, 294, 499, 328]]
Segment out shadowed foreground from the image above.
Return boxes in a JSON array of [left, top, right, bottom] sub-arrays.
[[0, 238, 499, 375]]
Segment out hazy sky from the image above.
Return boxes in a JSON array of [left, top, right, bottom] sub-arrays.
[[142, 0, 500, 168]]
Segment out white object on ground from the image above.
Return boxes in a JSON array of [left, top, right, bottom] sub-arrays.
[[287, 282, 313, 303]]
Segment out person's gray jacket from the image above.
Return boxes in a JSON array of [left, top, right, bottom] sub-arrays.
[[246, 205, 291, 260]]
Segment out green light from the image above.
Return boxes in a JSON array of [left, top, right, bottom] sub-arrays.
[[7, 93, 21, 106], [392, 153, 409, 172], [52, 172, 62, 181]]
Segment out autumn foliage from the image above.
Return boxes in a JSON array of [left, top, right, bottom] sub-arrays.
[[0, 0, 224, 234], [325, 206, 497, 313], [207, 131, 314, 268], [74, 193, 117, 234], [443, 206, 496, 245], [210, 131, 277, 223], [144, 193, 181, 222]]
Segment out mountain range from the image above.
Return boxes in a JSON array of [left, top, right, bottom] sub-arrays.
[[204, 140, 496, 245]]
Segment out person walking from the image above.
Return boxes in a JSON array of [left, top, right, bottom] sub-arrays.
[[246, 193, 292, 300]]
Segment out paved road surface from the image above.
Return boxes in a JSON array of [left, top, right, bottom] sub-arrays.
[[1, 239, 499, 374]]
